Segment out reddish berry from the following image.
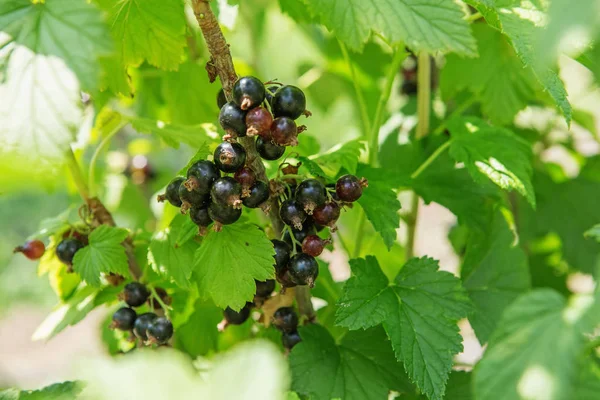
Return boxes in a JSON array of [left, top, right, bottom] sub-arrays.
[[234, 167, 257, 196], [271, 117, 298, 146], [14, 240, 45, 260], [313, 202, 340, 228], [335, 175, 368, 202], [301, 235, 331, 257], [245, 107, 273, 138]]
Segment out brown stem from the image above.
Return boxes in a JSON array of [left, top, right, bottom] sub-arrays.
[[192, 0, 311, 317]]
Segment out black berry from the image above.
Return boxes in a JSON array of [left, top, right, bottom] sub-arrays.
[[401, 80, 418, 95], [265, 85, 278, 104], [280, 199, 307, 230], [209, 202, 242, 225], [336, 175, 368, 202], [245, 106, 273, 138], [272, 85, 306, 120], [233, 76, 265, 110], [158, 176, 185, 207], [313, 202, 340, 228], [123, 282, 150, 307], [273, 307, 299, 333], [217, 88, 227, 109], [147, 317, 173, 344], [219, 102, 247, 138], [302, 235, 331, 257], [282, 330, 302, 350], [190, 206, 212, 228], [133, 312, 158, 341], [256, 136, 285, 161], [242, 181, 270, 208], [295, 179, 327, 214], [14, 239, 45, 260], [288, 253, 319, 287], [178, 184, 210, 213], [56, 238, 84, 265], [271, 239, 291, 275], [211, 177, 243, 209], [214, 142, 247, 173], [270, 117, 298, 146], [255, 279, 276, 298], [111, 307, 137, 331], [224, 303, 252, 325], [186, 160, 220, 195]]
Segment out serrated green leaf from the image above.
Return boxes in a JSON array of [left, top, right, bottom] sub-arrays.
[[194, 223, 275, 310], [356, 164, 401, 250], [0, 381, 83, 400], [177, 147, 215, 176], [72, 225, 130, 286], [130, 117, 216, 150], [462, 211, 530, 344], [336, 256, 472, 399], [175, 299, 222, 357], [308, 139, 364, 176], [474, 289, 600, 400], [298, 156, 329, 181], [290, 324, 414, 400], [148, 214, 198, 289], [32, 285, 121, 341], [445, 372, 473, 400], [448, 117, 535, 207], [303, 0, 476, 55], [441, 24, 537, 125], [0, 0, 112, 90], [96, 0, 186, 71], [467, 0, 572, 123]]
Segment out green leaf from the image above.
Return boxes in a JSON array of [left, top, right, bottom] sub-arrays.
[[336, 256, 472, 399], [445, 372, 473, 400], [72, 225, 130, 286], [303, 0, 476, 55], [441, 24, 537, 125], [148, 214, 198, 289], [473, 289, 600, 400], [356, 164, 401, 250], [461, 211, 531, 344], [194, 223, 275, 310], [0, 0, 112, 90], [290, 324, 414, 400], [130, 117, 216, 150], [32, 285, 121, 341], [467, 0, 572, 123], [308, 139, 364, 176], [0, 381, 83, 400], [96, 0, 186, 70], [585, 224, 600, 242], [174, 299, 222, 357], [448, 117, 535, 207]]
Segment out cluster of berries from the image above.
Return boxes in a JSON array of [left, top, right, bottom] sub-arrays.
[[272, 307, 302, 350], [110, 282, 173, 345]]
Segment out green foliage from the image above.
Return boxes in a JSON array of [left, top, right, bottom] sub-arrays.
[[0, 381, 83, 400]]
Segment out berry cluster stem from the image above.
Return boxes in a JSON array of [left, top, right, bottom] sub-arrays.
[[192, 0, 310, 315]]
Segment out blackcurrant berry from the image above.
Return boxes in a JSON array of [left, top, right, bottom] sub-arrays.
[[233, 76, 265, 110], [277, 268, 298, 289], [147, 317, 173, 344], [242, 181, 270, 208], [271, 239, 291, 275], [217, 88, 227, 109], [273, 307, 299, 333], [282, 330, 302, 350], [190, 205, 212, 229], [157, 177, 184, 207], [123, 282, 150, 307], [245, 106, 273, 138], [234, 167, 256, 197], [336, 175, 368, 202], [283, 219, 317, 252], [111, 307, 137, 331], [209, 202, 242, 226], [219, 102, 247, 138], [178, 184, 210, 214], [256, 136, 285, 161], [133, 312, 158, 341], [14, 239, 45, 260], [255, 279, 276, 298], [280, 199, 307, 230], [313, 202, 340, 228], [288, 253, 319, 287], [214, 141, 247, 173], [272, 85, 306, 120], [224, 303, 252, 325], [401, 80, 418, 96], [302, 235, 331, 257], [265, 85, 278, 104], [271, 117, 298, 146], [211, 177, 243, 209], [295, 179, 327, 214], [56, 238, 84, 265], [186, 160, 220, 195]]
